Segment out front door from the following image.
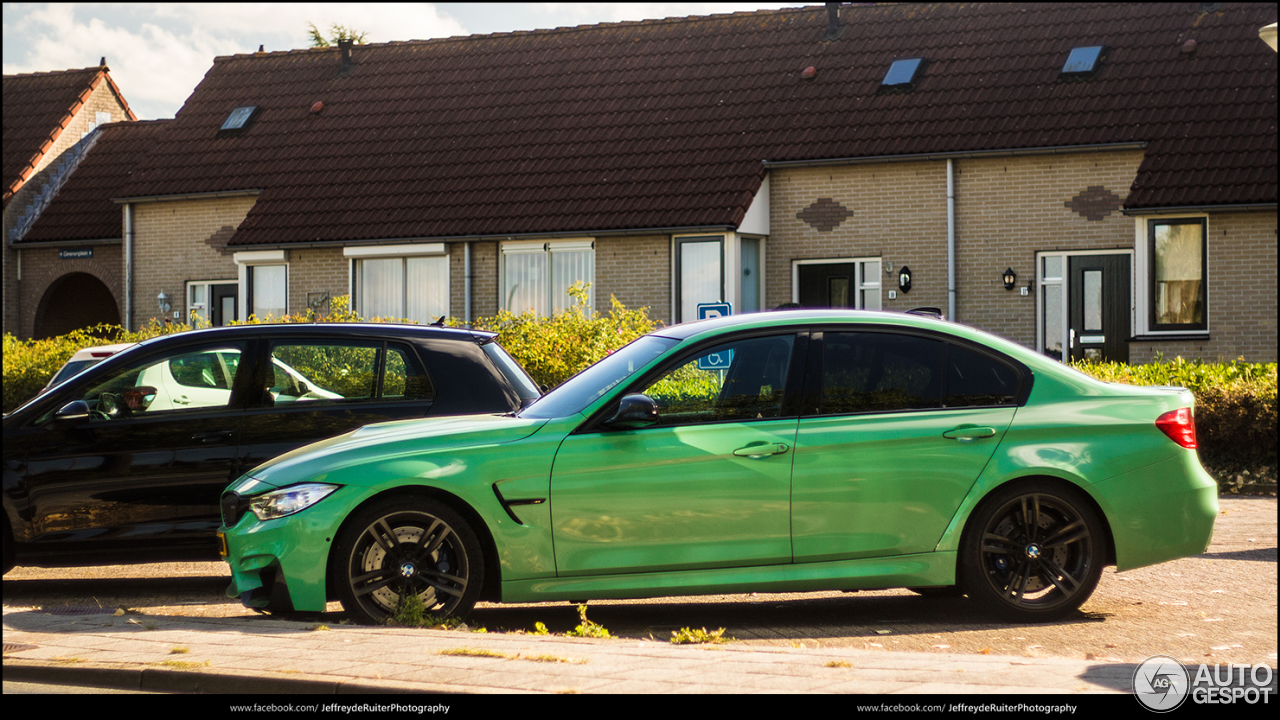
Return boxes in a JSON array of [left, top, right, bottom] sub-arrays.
[[798, 263, 855, 308], [211, 284, 238, 326], [1068, 255, 1130, 363]]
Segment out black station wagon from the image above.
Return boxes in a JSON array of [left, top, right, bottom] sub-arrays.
[[2, 324, 539, 573]]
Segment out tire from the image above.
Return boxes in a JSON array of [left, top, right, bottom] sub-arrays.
[[959, 481, 1105, 623], [332, 497, 483, 625]]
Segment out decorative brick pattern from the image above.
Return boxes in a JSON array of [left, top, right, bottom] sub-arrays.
[[796, 198, 854, 232], [1065, 185, 1123, 222]]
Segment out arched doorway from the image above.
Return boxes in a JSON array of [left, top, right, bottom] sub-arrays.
[[33, 272, 121, 339]]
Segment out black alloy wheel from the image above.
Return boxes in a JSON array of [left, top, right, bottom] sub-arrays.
[[960, 481, 1105, 622], [333, 498, 483, 625]]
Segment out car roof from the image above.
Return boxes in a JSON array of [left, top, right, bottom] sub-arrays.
[[131, 322, 495, 351]]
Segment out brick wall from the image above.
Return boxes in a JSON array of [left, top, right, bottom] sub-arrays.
[[285, 247, 348, 317], [16, 244, 124, 338], [1130, 211, 1278, 363], [954, 150, 1144, 349], [131, 196, 254, 329], [596, 235, 671, 325], [769, 161, 949, 314]]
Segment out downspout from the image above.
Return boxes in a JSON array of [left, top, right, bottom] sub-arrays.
[[124, 202, 134, 331], [946, 159, 956, 321], [464, 241, 472, 325]]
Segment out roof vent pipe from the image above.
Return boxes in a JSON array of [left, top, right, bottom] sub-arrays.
[[338, 39, 355, 76], [823, 3, 843, 42]]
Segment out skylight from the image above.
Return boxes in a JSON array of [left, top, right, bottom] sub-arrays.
[[1061, 46, 1104, 75], [220, 106, 258, 131], [882, 58, 924, 87]]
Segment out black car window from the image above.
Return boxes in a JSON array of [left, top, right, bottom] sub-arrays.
[[66, 344, 247, 421], [946, 343, 1020, 407], [641, 334, 795, 426], [821, 332, 943, 414], [268, 341, 432, 405]]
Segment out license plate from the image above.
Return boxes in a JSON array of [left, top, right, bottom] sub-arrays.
[[217, 531, 228, 557]]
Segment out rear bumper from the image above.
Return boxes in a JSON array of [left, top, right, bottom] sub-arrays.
[[1092, 451, 1217, 572]]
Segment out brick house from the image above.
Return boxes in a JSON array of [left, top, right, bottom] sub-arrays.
[[17, 4, 1278, 362], [3, 61, 136, 338]]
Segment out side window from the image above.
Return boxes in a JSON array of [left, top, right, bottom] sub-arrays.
[[640, 334, 794, 426], [70, 344, 245, 420], [821, 332, 943, 414], [946, 344, 1020, 408], [267, 341, 432, 404]]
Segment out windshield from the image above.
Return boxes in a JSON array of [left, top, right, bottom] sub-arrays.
[[519, 335, 679, 419]]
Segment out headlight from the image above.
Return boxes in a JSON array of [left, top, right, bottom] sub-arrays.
[[249, 483, 339, 521]]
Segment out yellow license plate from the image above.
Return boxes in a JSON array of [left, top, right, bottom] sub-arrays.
[[217, 531, 228, 557]]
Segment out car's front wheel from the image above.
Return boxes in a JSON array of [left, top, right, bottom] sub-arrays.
[[960, 481, 1105, 622], [332, 497, 483, 625]]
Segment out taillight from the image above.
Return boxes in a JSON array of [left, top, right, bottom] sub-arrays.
[[1155, 407, 1197, 449]]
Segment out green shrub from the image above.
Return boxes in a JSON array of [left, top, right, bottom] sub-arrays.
[[1072, 356, 1277, 467], [458, 283, 656, 390]]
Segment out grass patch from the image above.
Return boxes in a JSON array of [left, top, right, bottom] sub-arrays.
[[670, 626, 731, 644], [565, 604, 613, 639], [157, 659, 211, 670], [438, 647, 509, 659], [168, 646, 189, 654], [826, 660, 852, 668]]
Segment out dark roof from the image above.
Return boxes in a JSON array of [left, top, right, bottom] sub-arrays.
[[2, 65, 136, 205], [91, 4, 1280, 245], [18, 120, 171, 243]]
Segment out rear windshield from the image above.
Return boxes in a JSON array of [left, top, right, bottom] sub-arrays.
[[481, 342, 541, 405]]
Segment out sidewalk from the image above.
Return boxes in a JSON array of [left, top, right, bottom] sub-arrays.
[[3, 606, 1133, 694]]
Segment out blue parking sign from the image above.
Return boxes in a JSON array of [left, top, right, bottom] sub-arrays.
[[697, 303, 732, 370]]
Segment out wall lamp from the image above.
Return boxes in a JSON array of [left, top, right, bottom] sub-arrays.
[[157, 291, 171, 312], [1002, 268, 1017, 291], [898, 266, 912, 294]]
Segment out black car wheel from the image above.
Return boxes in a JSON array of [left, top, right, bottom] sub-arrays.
[[333, 497, 483, 625], [960, 481, 1105, 622]]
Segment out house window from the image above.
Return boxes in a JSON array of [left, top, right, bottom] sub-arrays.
[[1149, 218, 1207, 331], [248, 265, 287, 319], [186, 280, 238, 327], [501, 240, 594, 316], [344, 244, 450, 324], [791, 258, 881, 310], [676, 236, 724, 323]]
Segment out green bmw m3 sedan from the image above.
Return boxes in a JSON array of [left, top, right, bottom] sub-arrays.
[[219, 310, 1216, 624]]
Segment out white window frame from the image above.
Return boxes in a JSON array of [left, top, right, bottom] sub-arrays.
[[185, 279, 237, 327], [1132, 214, 1210, 337], [789, 257, 882, 310], [344, 243, 450, 323], [234, 250, 289, 322], [499, 238, 595, 316], [1035, 248, 1134, 361]]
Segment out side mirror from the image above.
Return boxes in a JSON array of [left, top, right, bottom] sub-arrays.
[[602, 394, 659, 430], [53, 400, 91, 426]]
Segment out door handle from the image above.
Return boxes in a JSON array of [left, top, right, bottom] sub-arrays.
[[733, 443, 789, 458], [942, 426, 996, 441], [173, 395, 192, 405], [193, 430, 233, 444]]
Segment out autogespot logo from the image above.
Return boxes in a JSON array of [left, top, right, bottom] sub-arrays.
[[1134, 655, 1191, 712]]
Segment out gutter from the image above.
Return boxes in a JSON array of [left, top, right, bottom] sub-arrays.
[[219, 225, 739, 252], [763, 142, 1149, 169], [112, 189, 261, 204], [946, 159, 956, 321], [1122, 203, 1276, 216], [124, 203, 133, 331]]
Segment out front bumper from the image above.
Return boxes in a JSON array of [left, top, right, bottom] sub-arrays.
[[1092, 450, 1218, 572], [220, 487, 359, 612]]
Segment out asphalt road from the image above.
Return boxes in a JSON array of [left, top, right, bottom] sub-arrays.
[[4, 496, 1274, 668]]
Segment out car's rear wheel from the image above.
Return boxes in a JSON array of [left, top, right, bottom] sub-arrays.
[[960, 481, 1105, 622], [332, 497, 483, 625]]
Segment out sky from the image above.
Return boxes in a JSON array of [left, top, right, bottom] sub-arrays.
[[3, 3, 808, 120]]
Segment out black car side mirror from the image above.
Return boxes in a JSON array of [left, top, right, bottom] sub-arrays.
[[602, 394, 659, 430], [52, 400, 91, 426]]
